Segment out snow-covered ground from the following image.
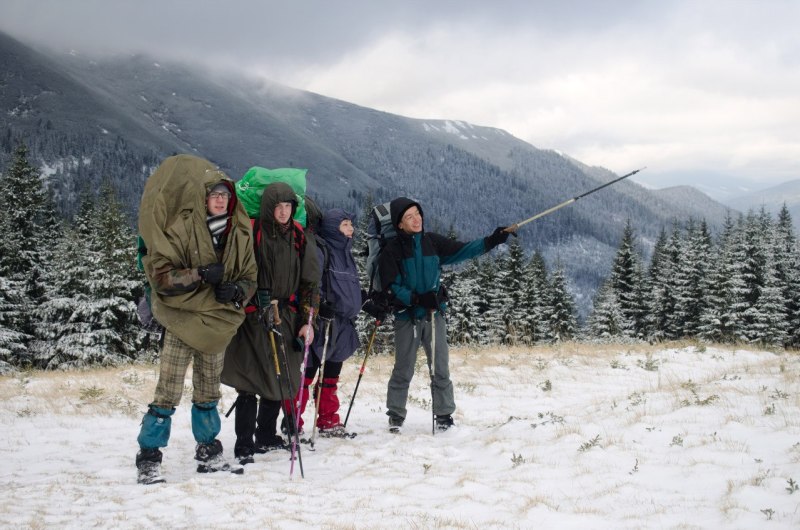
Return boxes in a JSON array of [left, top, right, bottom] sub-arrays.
[[2, 343, 799, 529]]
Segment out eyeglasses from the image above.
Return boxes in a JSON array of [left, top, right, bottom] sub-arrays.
[[209, 191, 231, 200]]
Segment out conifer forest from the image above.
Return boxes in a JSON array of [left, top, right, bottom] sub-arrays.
[[1, 143, 798, 372]]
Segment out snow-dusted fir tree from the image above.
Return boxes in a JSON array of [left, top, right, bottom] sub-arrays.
[[733, 211, 775, 343], [0, 172, 29, 370], [643, 228, 668, 338], [674, 219, 713, 337], [0, 144, 50, 366], [475, 256, 502, 344], [648, 225, 683, 340], [0, 276, 27, 373], [32, 182, 142, 369], [737, 209, 788, 345], [586, 280, 624, 339], [497, 238, 527, 345], [521, 251, 551, 343], [447, 259, 482, 345], [699, 213, 746, 342], [548, 265, 577, 341], [774, 204, 800, 347], [608, 220, 646, 338]]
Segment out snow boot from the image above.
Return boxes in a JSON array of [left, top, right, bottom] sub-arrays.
[[195, 439, 242, 474], [435, 414, 454, 432], [233, 394, 257, 465], [255, 398, 287, 452], [254, 434, 290, 453], [388, 414, 404, 434], [136, 448, 165, 485], [318, 424, 357, 439]]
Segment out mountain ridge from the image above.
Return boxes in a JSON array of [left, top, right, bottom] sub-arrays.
[[0, 30, 741, 316]]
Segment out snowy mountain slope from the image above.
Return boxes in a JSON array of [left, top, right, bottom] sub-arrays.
[[726, 179, 800, 230]]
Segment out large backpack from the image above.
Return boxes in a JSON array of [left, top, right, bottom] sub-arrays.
[[235, 166, 309, 226], [364, 201, 396, 293]]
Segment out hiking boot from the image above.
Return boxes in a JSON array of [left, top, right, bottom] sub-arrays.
[[318, 423, 353, 439], [254, 434, 290, 453], [388, 415, 404, 434], [195, 439, 227, 473], [435, 415, 454, 431], [136, 448, 165, 485], [234, 446, 255, 466]]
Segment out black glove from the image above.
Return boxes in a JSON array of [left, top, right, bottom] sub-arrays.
[[214, 282, 243, 304], [415, 291, 439, 311], [318, 300, 336, 321], [198, 263, 224, 285], [256, 288, 271, 308], [485, 226, 511, 249], [362, 299, 388, 321]]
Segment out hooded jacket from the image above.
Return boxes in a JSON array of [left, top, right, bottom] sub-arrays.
[[138, 154, 257, 354], [220, 182, 319, 398], [378, 197, 487, 321], [256, 182, 319, 322], [311, 208, 361, 362]]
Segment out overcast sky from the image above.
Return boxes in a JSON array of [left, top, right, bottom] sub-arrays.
[[1, 0, 798, 193]]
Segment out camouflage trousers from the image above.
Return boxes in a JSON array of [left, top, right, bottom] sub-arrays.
[[151, 330, 225, 408]]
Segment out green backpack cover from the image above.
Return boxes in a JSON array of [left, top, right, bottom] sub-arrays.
[[235, 167, 308, 226]]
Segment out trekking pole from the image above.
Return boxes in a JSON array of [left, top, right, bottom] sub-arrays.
[[309, 318, 332, 450], [429, 310, 436, 436], [343, 319, 381, 428], [507, 167, 645, 232], [260, 305, 303, 478], [288, 308, 313, 479]]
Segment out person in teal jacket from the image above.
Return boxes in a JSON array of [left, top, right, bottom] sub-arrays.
[[377, 197, 511, 433]]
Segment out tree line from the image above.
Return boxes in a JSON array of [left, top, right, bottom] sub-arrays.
[[0, 144, 146, 373], [586, 213, 800, 347], [2, 144, 797, 373]]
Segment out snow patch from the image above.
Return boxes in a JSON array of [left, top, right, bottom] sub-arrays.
[[1, 345, 797, 528]]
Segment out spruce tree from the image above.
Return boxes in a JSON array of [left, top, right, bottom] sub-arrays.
[[643, 227, 669, 339], [497, 238, 527, 345], [738, 209, 788, 345], [774, 204, 800, 347], [521, 252, 551, 343], [608, 220, 646, 338], [32, 182, 142, 368], [735, 210, 780, 343], [447, 259, 481, 345], [548, 266, 577, 341], [674, 219, 713, 337], [700, 213, 747, 343], [475, 256, 502, 344], [586, 280, 624, 339], [0, 143, 49, 365]]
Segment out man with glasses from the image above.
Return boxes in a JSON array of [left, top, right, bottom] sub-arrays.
[[135, 155, 257, 484]]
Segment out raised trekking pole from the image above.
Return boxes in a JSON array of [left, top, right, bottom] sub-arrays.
[[309, 317, 332, 450], [429, 310, 436, 436], [507, 167, 646, 232], [343, 319, 381, 428]]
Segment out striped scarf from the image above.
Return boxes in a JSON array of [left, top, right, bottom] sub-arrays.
[[207, 213, 228, 250]]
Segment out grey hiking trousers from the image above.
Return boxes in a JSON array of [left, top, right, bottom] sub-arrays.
[[386, 312, 455, 420]]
